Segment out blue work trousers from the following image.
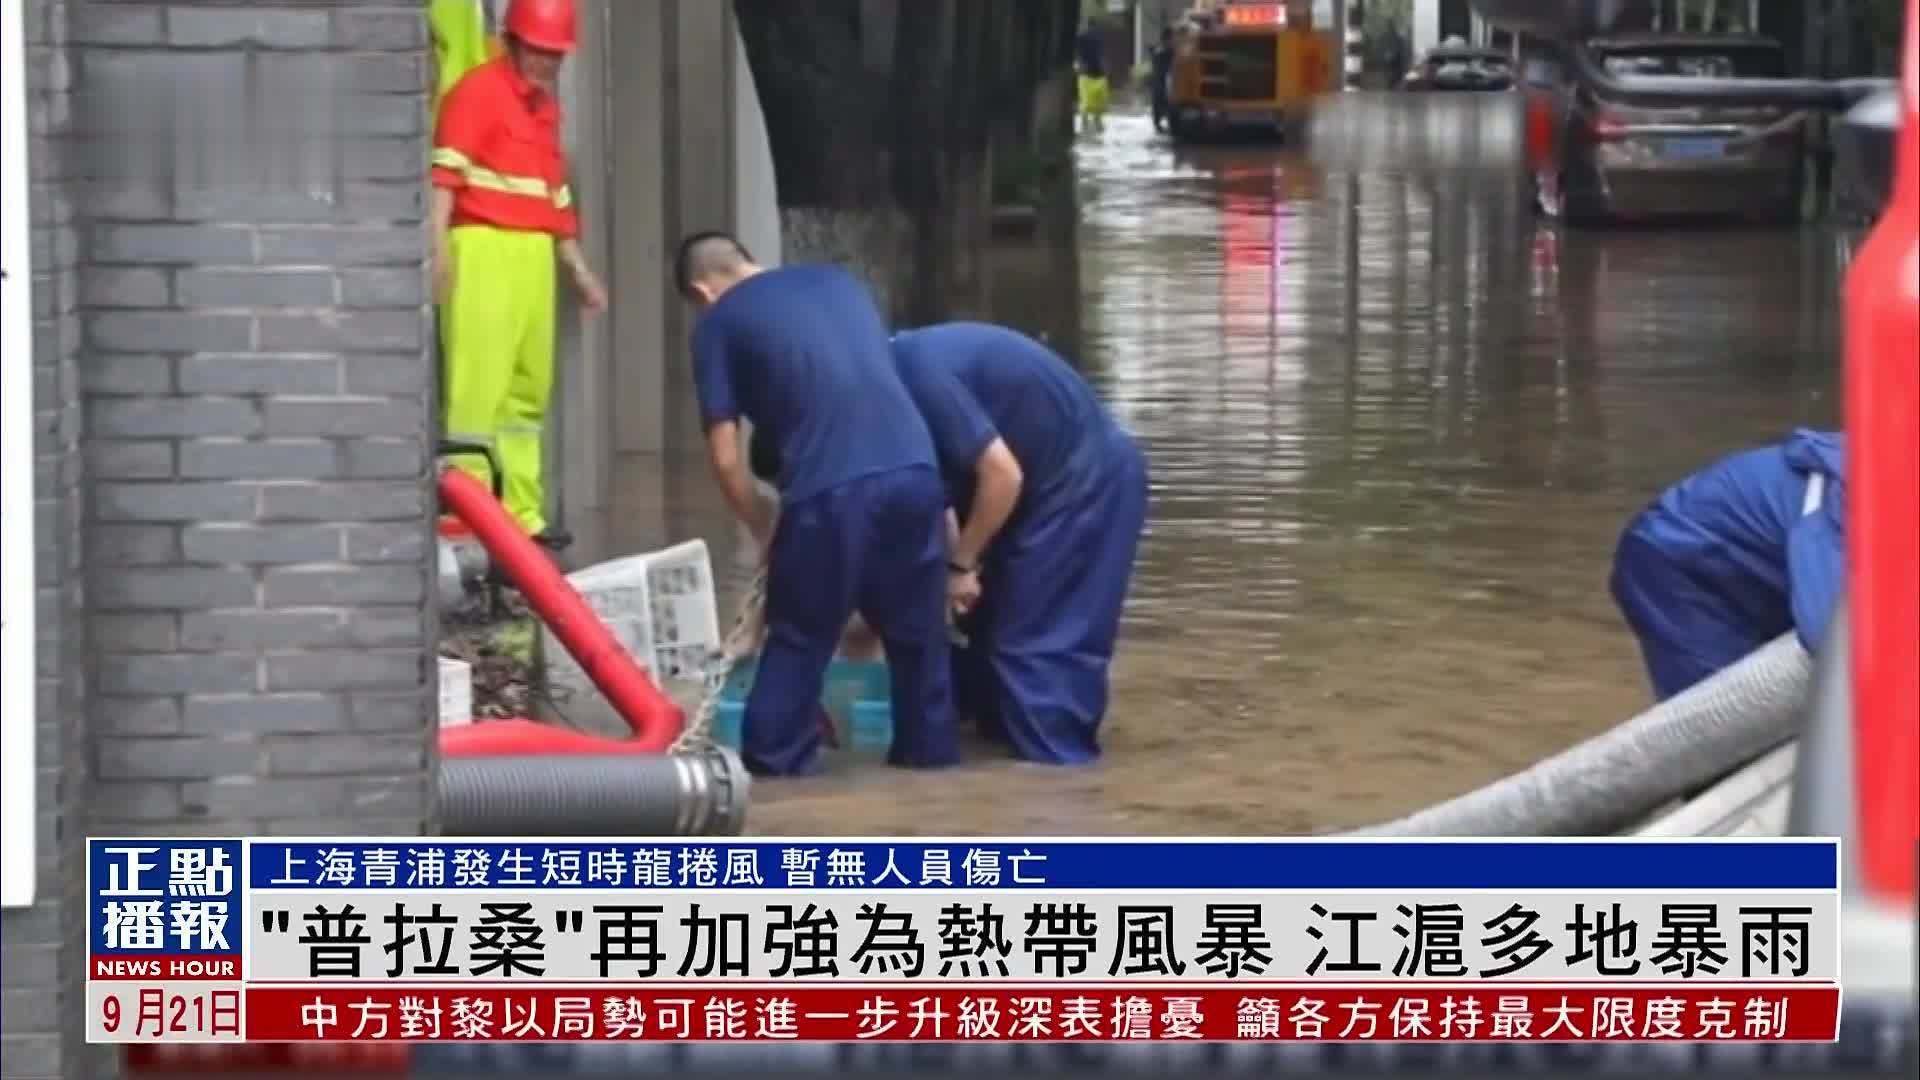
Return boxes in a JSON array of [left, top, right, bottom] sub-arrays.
[[957, 428, 1149, 765], [745, 465, 957, 776], [1611, 530, 1778, 701]]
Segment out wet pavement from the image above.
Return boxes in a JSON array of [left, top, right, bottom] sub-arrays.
[[591, 100, 1844, 837]]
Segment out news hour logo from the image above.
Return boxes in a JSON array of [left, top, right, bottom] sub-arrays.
[[87, 838, 1845, 1047], [90, 840, 242, 981]]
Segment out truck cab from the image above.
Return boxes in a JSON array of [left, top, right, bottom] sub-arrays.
[[1168, 0, 1338, 141]]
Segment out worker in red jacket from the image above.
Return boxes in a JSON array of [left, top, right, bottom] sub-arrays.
[[432, 0, 606, 549]]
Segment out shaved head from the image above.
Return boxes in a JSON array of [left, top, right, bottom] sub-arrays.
[[674, 231, 756, 303]]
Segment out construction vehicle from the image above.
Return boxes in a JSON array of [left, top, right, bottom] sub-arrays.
[[1167, 0, 1339, 141]]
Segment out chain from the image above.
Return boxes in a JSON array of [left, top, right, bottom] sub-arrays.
[[671, 566, 769, 753], [669, 563, 973, 752]]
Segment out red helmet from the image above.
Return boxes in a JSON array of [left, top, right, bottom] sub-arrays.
[[504, 0, 576, 54]]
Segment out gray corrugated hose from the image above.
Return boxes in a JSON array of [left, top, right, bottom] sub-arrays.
[[1350, 632, 1812, 837], [439, 748, 753, 836]]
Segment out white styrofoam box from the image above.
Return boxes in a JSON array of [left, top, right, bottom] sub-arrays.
[[542, 539, 723, 707], [438, 657, 473, 728]]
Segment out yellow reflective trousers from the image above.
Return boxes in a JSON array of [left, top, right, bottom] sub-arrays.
[[1077, 74, 1111, 118], [441, 225, 557, 535]]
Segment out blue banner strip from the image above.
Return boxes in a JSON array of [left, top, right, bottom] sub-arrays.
[[239, 840, 1837, 891], [87, 838, 247, 956]]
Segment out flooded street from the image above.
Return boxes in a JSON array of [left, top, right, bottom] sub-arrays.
[[596, 102, 1843, 837]]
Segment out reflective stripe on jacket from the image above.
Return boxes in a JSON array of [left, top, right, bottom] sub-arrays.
[[431, 56, 578, 238]]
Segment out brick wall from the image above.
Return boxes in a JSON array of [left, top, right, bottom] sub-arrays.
[[1, 4, 438, 1077]]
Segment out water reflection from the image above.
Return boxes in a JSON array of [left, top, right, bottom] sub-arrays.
[[595, 102, 1843, 836]]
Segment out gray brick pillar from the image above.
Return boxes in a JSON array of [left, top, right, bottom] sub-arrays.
[[3, 4, 438, 1076], [77, 2, 439, 832]]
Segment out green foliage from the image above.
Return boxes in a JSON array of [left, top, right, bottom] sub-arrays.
[[1364, 0, 1412, 36], [993, 141, 1073, 206], [1862, 0, 1906, 73]]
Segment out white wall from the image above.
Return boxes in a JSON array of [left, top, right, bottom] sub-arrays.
[[733, 25, 782, 269], [732, 22, 780, 512], [0, 0, 38, 909], [1413, 0, 1441, 59], [552, 0, 613, 522]]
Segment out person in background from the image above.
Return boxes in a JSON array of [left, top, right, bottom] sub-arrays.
[[1075, 17, 1110, 134], [674, 232, 958, 778], [1610, 429, 1846, 701], [1377, 22, 1409, 89], [1520, 44, 1566, 216], [426, 0, 496, 475], [432, 0, 607, 551], [890, 322, 1150, 766], [1149, 26, 1177, 133], [429, 0, 495, 116]]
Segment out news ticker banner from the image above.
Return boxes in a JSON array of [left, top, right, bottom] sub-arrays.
[[89, 837, 1845, 1046]]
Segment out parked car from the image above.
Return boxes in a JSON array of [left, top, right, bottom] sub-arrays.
[[1402, 41, 1516, 92], [1531, 33, 1808, 225]]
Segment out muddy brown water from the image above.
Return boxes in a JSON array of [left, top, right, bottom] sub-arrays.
[[577, 104, 1843, 838]]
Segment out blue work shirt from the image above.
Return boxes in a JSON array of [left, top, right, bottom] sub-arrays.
[[691, 264, 935, 504], [1076, 30, 1106, 77], [1630, 428, 1846, 654], [890, 322, 1115, 518]]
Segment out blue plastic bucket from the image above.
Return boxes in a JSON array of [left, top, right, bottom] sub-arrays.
[[710, 658, 891, 753]]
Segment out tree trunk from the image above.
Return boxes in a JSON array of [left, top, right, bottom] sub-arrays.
[[734, 0, 1080, 326]]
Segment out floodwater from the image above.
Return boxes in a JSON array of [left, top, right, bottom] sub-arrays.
[[591, 100, 1844, 837]]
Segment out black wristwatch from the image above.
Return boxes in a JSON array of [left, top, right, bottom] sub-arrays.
[[948, 560, 975, 575]]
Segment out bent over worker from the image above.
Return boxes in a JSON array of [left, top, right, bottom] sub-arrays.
[[1610, 429, 1846, 702], [675, 232, 958, 777], [890, 322, 1150, 765], [431, 0, 606, 546]]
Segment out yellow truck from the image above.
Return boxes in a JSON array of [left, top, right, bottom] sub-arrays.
[[1167, 0, 1338, 141]]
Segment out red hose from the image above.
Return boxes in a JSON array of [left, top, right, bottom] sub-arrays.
[[1843, 0, 1919, 904], [438, 468, 683, 751], [440, 718, 669, 757]]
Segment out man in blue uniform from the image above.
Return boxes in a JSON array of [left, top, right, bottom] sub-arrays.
[[890, 322, 1150, 765], [1610, 429, 1846, 701], [674, 232, 957, 776], [1149, 26, 1176, 133]]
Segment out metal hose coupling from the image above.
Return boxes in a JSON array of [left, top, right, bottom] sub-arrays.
[[438, 747, 753, 837]]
